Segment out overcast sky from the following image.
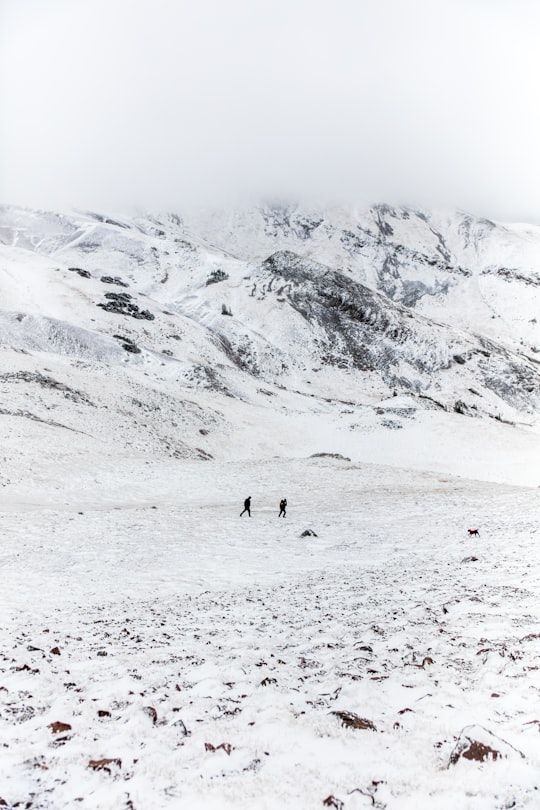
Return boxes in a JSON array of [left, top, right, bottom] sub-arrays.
[[1, 0, 540, 221]]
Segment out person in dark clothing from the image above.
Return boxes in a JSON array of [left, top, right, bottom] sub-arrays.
[[279, 498, 287, 517], [240, 496, 251, 517]]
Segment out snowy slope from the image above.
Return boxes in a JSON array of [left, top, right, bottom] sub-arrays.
[[178, 204, 540, 349], [0, 202, 539, 485], [1, 458, 540, 809], [0, 203, 540, 808]]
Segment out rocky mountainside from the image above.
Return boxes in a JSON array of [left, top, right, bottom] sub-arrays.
[[0, 202, 539, 479]]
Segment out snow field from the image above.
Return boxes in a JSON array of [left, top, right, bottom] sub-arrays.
[[1, 458, 539, 808], [1, 199, 539, 809]]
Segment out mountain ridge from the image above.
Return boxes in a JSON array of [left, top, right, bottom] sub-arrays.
[[0, 202, 538, 484]]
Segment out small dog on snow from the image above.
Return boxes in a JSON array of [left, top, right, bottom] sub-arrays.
[[468, 528, 480, 537]]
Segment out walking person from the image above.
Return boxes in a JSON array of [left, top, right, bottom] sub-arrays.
[[240, 496, 251, 517], [279, 498, 287, 517]]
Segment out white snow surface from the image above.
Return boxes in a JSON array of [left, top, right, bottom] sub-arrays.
[[0, 202, 539, 808], [1, 458, 540, 809]]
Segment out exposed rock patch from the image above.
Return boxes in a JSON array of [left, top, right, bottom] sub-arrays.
[[101, 275, 129, 287], [449, 725, 525, 766], [332, 710, 377, 731], [97, 292, 154, 321]]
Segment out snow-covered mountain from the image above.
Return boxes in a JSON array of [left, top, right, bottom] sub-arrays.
[[0, 202, 539, 484], [2, 204, 540, 809]]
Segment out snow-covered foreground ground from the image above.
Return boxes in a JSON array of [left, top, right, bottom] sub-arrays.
[[1, 457, 539, 809]]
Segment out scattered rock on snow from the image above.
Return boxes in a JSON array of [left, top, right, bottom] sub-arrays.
[[205, 742, 233, 755], [123, 342, 142, 354], [332, 710, 377, 731], [49, 721, 72, 734], [0, 371, 94, 405], [196, 447, 214, 460], [68, 267, 91, 278], [105, 292, 132, 302], [143, 706, 158, 724], [310, 453, 351, 461], [50, 647, 61, 655], [101, 275, 129, 287], [98, 292, 154, 320], [403, 650, 427, 667], [206, 269, 229, 285], [88, 758, 122, 772], [454, 399, 477, 416], [323, 796, 344, 809], [449, 725, 525, 766], [172, 718, 190, 736], [112, 334, 141, 354], [243, 757, 262, 773]]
